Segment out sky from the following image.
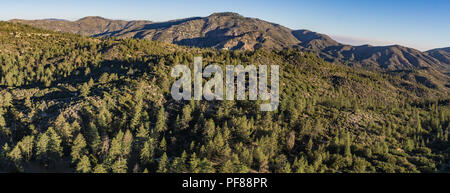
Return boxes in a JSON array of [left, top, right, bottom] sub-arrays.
[[1, 0, 449, 51]]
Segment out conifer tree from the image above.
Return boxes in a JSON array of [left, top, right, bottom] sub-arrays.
[[157, 153, 169, 173], [220, 160, 234, 173], [76, 155, 91, 173], [189, 153, 200, 173], [7, 144, 22, 163], [111, 158, 128, 173], [47, 127, 63, 158], [93, 164, 108, 173], [71, 134, 87, 163], [80, 82, 90, 97], [18, 136, 34, 161], [155, 106, 167, 132], [140, 140, 154, 165]]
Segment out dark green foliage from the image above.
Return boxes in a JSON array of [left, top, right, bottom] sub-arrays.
[[0, 22, 449, 173]]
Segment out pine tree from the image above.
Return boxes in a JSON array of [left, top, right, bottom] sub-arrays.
[[306, 138, 313, 152], [7, 144, 22, 163], [198, 158, 215, 173], [136, 124, 149, 141], [54, 114, 72, 141], [204, 119, 215, 139], [131, 83, 144, 129], [159, 137, 167, 153], [111, 158, 128, 173], [123, 130, 133, 157], [47, 127, 63, 158], [36, 133, 50, 163], [157, 153, 169, 173], [18, 136, 34, 161], [80, 82, 90, 97], [155, 106, 167, 132], [71, 134, 87, 163], [189, 153, 200, 173], [109, 130, 124, 159], [93, 164, 108, 173], [180, 105, 192, 130], [220, 160, 234, 173], [293, 156, 308, 173], [140, 140, 154, 165], [76, 155, 91, 173], [86, 122, 101, 154], [281, 162, 292, 173], [99, 73, 109, 84], [2, 92, 12, 107], [175, 115, 182, 131]]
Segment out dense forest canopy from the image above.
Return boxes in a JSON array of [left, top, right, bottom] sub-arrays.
[[0, 22, 449, 173]]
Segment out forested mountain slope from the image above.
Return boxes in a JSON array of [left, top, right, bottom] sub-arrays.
[[11, 13, 450, 72], [0, 22, 449, 173], [10, 16, 153, 37]]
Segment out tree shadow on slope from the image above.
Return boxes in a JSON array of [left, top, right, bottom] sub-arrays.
[[3, 58, 152, 91], [94, 17, 203, 39], [174, 28, 247, 49]]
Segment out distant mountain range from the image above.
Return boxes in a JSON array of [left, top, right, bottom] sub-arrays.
[[10, 16, 153, 37], [10, 12, 450, 71], [426, 47, 450, 66]]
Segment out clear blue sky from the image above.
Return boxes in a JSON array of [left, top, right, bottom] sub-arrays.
[[2, 0, 449, 51]]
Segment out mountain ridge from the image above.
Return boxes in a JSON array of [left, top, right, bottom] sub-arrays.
[[10, 16, 153, 37], [426, 47, 450, 67], [10, 12, 450, 71]]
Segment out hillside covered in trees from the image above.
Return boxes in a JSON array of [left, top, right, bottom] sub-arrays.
[[12, 13, 450, 74], [0, 21, 449, 173]]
